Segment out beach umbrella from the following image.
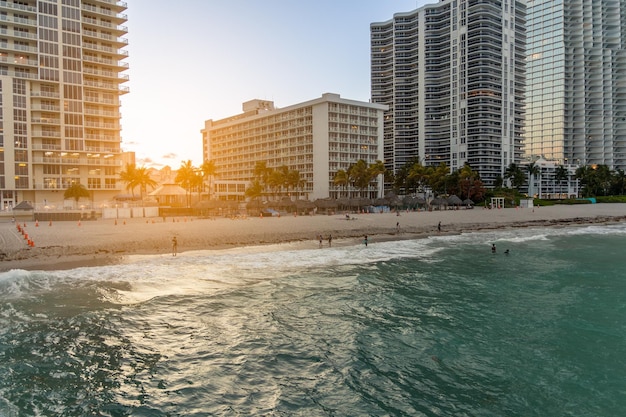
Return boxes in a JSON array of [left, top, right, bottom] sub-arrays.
[[349, 197, 371, 209], [336, 197, 350, 209], [314, 198, 337, 209], [386, 193, 402, 209], [276, 197, 295, 210], [462, 198, 475, 206], [447, 195, 463, 206], [403, 195, 423, 210], [430, 197, 448, 210], [373, 197, 388, 206], [295, 199, 315, 210]]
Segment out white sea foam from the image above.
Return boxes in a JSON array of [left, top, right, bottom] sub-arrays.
[[2, 223, 624, 305]]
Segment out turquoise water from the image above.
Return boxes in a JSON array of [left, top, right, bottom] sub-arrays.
[[0, 224, 625, 416]]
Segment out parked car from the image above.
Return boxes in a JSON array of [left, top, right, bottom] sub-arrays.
[[261, 208, 280, 217]]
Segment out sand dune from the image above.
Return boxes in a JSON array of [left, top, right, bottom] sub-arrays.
[[1, 203, 625, 271]]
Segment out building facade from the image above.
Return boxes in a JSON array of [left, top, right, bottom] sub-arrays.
[[525, 0, 626, 171], [520, 157, 580, 199], [0, 0, 128, 210], [371, 0, 526, 188], [201, 93, 387, 201]]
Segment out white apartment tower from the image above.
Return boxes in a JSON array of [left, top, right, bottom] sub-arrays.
[[371, 0, 526, 187], [202, 94, 386, 201], [0, 0, 128, 210], [525, 0, 626, 170]]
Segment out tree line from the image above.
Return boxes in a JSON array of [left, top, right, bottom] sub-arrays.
[[502, 162, 626, 197], [386, 158, 486, 202]]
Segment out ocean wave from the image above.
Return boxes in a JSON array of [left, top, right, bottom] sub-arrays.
[[2, 223, 624, 306]]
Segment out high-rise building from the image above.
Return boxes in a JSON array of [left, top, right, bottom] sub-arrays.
[[371, 0, 526, 188], [525, 0, 626, 170], [202, 94, 386, 201], [0, 0, 128, 210]]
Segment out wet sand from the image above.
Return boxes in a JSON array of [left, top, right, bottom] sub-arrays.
[[1, 203, 625, 271]]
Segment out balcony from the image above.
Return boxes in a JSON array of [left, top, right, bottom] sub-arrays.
[[31, 90, 60, 99], [0, 0, 37, 13], [82, 4, 127, 22], [0, 15, 36, 28], [83, 29, 128, 46], [84, 79, 129, 92], [82, 17, 127, 34], [85, 121, 120, 130], [83, 54, 129, 69], [89, 0, 128, 10], [0, 54, 37, 67], [31, 117, 61, 125], [82, 42, 128, 58], [84, 96, 118, 105], [0, 28, 37, 41]]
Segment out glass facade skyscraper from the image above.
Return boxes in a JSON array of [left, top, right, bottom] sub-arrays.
[[526, 0, 626, 170]]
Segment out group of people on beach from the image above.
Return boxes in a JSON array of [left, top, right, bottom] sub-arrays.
[[318, 234, 332, 247]]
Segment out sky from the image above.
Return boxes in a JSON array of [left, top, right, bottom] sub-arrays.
[[121, 0, 433, 169]]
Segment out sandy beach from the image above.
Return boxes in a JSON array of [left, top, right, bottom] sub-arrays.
[[1, 203, 625, 272]]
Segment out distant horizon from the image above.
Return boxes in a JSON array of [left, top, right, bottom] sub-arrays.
[[121, 0, 433, 169]]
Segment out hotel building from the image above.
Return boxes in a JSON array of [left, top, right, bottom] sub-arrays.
[[371, 0, 526, 188], [0, 0, 128, 210], [525, 0, 626, 170], [201, 93, 387, 201]]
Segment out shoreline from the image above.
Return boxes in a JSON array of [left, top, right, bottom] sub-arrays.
[[1, 203, 625, 272]]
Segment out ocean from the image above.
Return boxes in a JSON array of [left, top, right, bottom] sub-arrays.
[[0, 223, 625, 416]]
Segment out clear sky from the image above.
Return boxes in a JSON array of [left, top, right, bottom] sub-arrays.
[[121, 0, 433, 168]]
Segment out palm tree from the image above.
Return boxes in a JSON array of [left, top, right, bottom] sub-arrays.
[[175, 160, 197, 207], [64, 182, 90, 204], [245, 179, 264, 212], [428, 163, 450, 196], [408, 162, 432, 196], [458, 163, 476, 200], [333, 169, 349, 197], [526, 161, 541, 197], [119, 163, 158, 201], [554, 165, 568, 197], [504, 163, 525, 190], [612, 168, 626, 195], [253, 161, 272, 197], [347, 159, 371, 198], [286, 169, 302, 198], [119, 163, 138, 197], [200, 160, 217, 198], [368, 160, 386, 197], [136, 166, 157, 200], [268, 169, 285, 198]]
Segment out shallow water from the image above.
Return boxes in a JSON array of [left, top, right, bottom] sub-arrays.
[[1, 224, 625, 416]]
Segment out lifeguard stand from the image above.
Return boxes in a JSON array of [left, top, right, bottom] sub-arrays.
[[490, 197, 505, 209]]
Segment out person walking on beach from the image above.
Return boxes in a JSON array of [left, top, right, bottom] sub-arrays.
[[318, 234, 323, 248], [438, 221, 441, 232], [363, 235, 368, 247], [328, 234, 332, 247], [172, 237, 178, 256], [396, 222, 400, 234]]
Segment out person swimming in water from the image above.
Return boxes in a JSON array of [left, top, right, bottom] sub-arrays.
[[491, 243, 496, 253]]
